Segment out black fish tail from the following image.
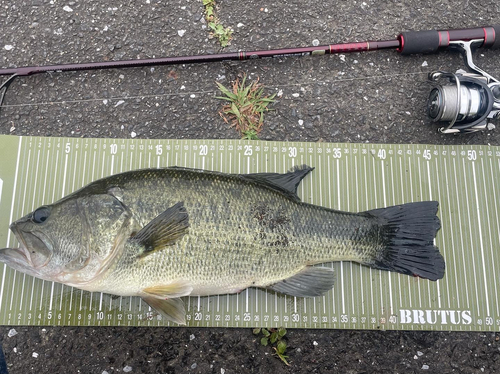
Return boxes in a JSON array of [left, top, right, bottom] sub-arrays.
[[364, 201, 445, 281]]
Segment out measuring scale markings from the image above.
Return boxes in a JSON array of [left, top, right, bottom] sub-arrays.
[[0, 136, 499, 330]]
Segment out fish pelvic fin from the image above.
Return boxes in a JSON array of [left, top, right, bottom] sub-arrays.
[[364, 201, 444, 281], [241, 165, 314, 202], [266, 266, 335, 297], [132, 202, 189, 257], [142, 297, 187, 325]]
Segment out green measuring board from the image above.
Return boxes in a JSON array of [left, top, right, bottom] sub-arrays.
[[0, 135, 499, 331]]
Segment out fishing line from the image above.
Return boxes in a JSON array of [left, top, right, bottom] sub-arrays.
[[0, 71, 427, 109]]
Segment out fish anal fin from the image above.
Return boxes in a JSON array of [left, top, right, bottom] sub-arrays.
[[132, 202, 189, 257], [142, 297, 187, 325], [266, 266, 335, 297], [142, 281, 193, 299]]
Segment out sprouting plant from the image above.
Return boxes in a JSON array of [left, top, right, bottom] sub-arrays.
[[216, 75, 276, 140], [253, 327, 289, 366], [202, 0, 233, 47]]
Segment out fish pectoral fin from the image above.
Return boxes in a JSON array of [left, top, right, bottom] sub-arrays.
[[266, 266, 335, 297], [142, 296, 187, 325], [142, 281, 193, 298], [132, 202, 189, 256]]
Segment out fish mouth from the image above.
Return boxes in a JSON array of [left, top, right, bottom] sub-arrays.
[[1, 224, 52, 270], [0, 246, 31, 267]]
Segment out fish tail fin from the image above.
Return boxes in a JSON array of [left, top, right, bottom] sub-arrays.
[[363, 201, 445, 281]]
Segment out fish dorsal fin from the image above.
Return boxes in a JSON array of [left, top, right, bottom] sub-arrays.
[[241, 165, 314, 202], [266, 266, 335, 297], [132, 202, 189, 257], [142, 297, 187, 325]]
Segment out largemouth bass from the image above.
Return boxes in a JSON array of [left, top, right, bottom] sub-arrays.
[[0, 166, 444, 324]]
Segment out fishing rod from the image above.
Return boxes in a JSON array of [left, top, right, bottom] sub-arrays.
[[1, 25, 499, 133]]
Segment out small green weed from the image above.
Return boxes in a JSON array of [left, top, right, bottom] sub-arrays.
[[216, 75, 276, 140], [253, 327, 289, 366], [202, 0, 233, 47]]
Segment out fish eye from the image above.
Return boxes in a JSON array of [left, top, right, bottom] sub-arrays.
[[32, 207, 50, 224]]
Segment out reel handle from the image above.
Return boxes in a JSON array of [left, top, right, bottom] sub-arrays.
[[398, 25, 500, 55]]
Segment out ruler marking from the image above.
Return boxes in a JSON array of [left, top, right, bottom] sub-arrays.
[[336, 159, 345, 315], [1, 137, 500, 329], [434, 158, 450, 308], [11, 146, 32, 311], [452, 158, 469, 308], [489, 158, 500, 316], [426, 160, 441, 309], [413, 157, 422, 308], [363, 156, 374, 316], [381, 156, 394, 316], [399, 156, 412, 308], [471, 162, 490, 317], [462, 158, 480, 314], [443, 158, 460, 307], [355, 156, 364, 315]]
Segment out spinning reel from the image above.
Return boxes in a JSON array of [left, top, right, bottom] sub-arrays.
[[427, 40, 500, 134]]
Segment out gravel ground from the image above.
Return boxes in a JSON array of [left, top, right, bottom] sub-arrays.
[[0, 0, 499, 373]]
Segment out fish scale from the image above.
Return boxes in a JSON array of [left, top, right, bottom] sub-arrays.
[[89, 169, 377, 290]]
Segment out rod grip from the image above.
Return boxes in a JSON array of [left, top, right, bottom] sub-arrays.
[[398, 26, 500, 55], [398, 30, 440, 55], [492, 25, 500, 49]]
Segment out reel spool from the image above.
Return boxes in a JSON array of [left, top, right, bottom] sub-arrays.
[[427, 71, 500, 133]]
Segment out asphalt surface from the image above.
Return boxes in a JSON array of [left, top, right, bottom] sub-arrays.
[[1, 0, 500, 373]]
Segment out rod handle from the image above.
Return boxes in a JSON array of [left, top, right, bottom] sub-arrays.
[[398, 25, 500, 55]]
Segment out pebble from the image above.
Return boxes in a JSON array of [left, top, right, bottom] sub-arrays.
[[189, 334, 195, 341], [422, 61, 428, 67], [298, 119, 304, 126], [422, 364, 429, 370], [8, 329, 18, 337], [417, 351, 423, 356], [102, 371, 109, 374], [190, 94, 196, 98], [63, 5, 73, 12], [237, 23, 244, 28], [178, 30, 186, 37], [130, 131, 137, 138], [114, 100, 125, 107], [313, 341, 318, 346], [221, 369, 225, 374], [4, 45, 13, 50], [123, 366, 133, 372], [292, 93, 300, 98], [339, 54, 346, 62], [191, 363, 197, 369], [32, 352, 39, 358], [312, 39, 319, 46]]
